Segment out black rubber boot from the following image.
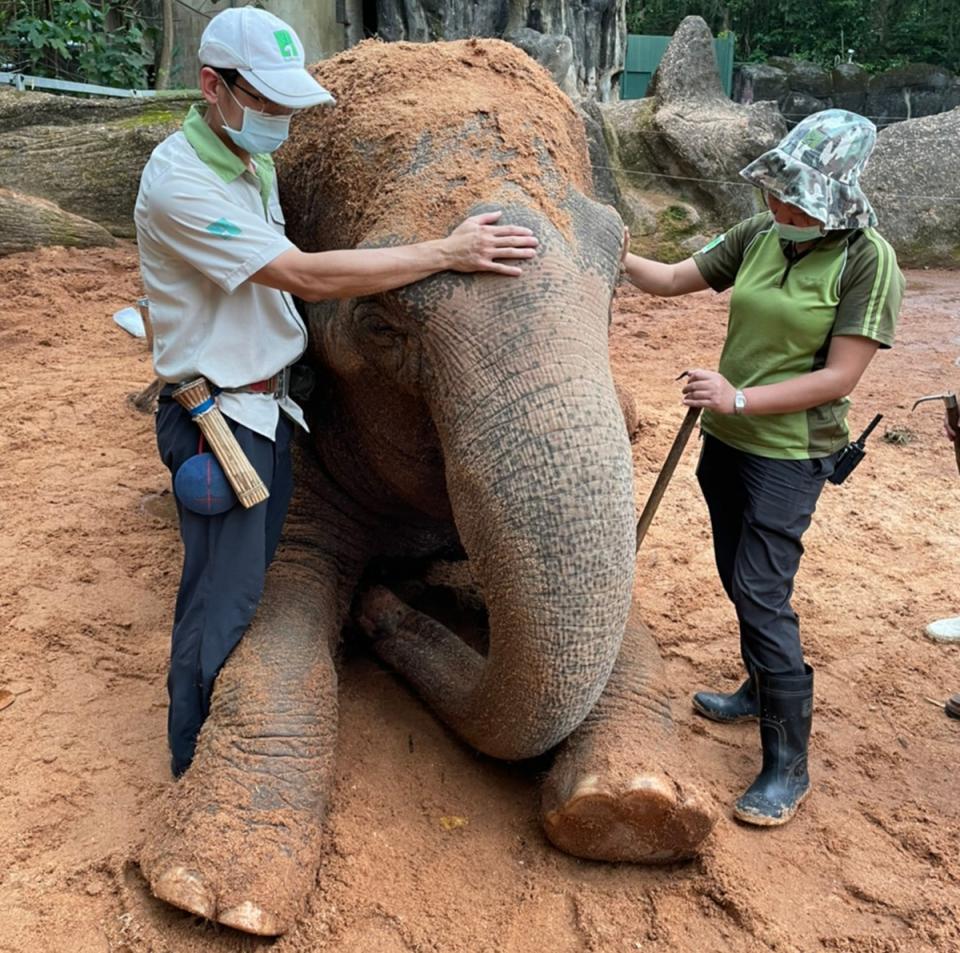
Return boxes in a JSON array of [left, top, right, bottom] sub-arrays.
[[733, 665, 813, 827], [692, 678, 759, 723]]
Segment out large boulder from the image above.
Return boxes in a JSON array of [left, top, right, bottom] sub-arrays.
[[830, 64, 869, 115], [862, 107, 960, 267], [767, 58, 832, 100], [734, 63, 789, 106], [0, 89, 196, 237], [599, 16, 785, 254]]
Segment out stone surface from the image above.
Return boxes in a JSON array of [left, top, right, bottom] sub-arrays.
[[371, 0, 626, 100], [732, 57, 960, 127], [577, 99, 622, 210], [600, 17, 785, 236], [734, 64, 789, 106], [862, 107, 960, 267]]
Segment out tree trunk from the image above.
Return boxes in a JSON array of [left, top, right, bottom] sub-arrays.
[[0, 188, 116, 257], [0, 92, 196, 237], [155, 0, 175, 91]]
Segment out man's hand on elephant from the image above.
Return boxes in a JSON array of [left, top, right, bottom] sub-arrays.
[[681, 369, 736, 414], [445, 211, 539, 276]]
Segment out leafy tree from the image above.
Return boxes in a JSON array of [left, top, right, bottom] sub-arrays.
[[625, 0, 960, 73], [0, 0, 153, 88]]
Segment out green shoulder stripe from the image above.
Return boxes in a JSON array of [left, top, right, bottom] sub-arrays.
[[862, 230, 893, 338]]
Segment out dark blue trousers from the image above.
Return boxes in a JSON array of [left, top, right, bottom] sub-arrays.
[[696, 433, 837, 677], [156, 400, 294, 776]]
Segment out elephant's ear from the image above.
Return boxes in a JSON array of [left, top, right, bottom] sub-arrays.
[[565, 191, 626, 288]]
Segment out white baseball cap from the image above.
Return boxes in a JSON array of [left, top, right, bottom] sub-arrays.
[[198, 7, 335, 109]]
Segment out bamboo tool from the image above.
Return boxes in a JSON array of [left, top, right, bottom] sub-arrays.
[[912, 391, 960, 475], [636, 404, 702, 552], [172, 378, 269, 508]]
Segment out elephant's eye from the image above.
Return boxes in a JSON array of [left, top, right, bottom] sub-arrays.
[[353, 301, 402, 343]]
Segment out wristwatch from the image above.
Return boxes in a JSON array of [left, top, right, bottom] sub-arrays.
[[734, 389, 747, 415]]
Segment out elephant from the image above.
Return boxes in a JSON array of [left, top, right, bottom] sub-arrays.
[[140, 38, 716, 937]]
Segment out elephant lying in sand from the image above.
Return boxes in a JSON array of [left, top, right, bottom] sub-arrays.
[[140, 39, 716, 936]]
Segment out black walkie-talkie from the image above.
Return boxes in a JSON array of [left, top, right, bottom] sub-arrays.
[[828, 413, 883, 485]]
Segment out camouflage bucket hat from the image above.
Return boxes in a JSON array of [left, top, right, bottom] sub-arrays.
[[739, 109, 878, 230]]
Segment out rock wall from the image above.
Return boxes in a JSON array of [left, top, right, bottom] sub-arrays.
[[368, 0, 626, 101], [137, 0, 624, 102], [735, 59, 960, 128]]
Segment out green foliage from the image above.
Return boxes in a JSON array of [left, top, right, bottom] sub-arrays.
[[625, 0, 960, 74], [0, 0, 152, 88]]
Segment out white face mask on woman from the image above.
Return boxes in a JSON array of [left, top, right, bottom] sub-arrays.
[[217, 82, 293, 154]]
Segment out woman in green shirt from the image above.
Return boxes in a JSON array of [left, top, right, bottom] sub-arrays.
[[622, 110, 904, 826]]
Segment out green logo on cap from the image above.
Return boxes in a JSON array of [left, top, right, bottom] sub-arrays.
[[206, 218, 242, 239], [274, 29, 297, 60]]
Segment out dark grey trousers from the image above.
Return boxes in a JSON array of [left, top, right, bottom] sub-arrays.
[[155, 399, 294, 777], [696, 433, 838, 677]]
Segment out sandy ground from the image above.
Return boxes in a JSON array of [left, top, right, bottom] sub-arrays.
[[1, 243, 958, 953]]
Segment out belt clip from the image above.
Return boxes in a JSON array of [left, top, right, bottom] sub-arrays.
[[275, 366, 290, 401]]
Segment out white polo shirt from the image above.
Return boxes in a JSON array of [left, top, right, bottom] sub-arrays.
[[135, 104, 308, 439]]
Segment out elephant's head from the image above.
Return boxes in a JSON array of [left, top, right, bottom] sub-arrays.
[[277, 40, 637, 759]]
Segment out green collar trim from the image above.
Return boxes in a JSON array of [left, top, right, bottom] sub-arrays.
[[182, 104, 276, 210], [183, 104, 246, 183]]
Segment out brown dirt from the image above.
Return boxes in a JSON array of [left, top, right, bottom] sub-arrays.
[[280, 39, 591, 251], [1, 243, 959, 953]]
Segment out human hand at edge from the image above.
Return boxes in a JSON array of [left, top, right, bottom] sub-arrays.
[[445, 211, 538, 276], [682, 368, 737, 414]]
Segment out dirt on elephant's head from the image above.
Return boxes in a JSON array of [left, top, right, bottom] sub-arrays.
[[277, 38, 593, 250]]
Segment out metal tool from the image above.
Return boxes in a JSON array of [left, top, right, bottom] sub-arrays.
[[636, 403, 701, 552], [827, 412, 883, 485], [912, 391, 960, 475]]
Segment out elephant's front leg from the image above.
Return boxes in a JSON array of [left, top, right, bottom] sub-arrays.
[[140, 556, 350, 936], [541, 602, 717, 862]]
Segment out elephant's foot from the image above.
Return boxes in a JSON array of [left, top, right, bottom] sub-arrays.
[[540, 604, 718, 863], [142, 753, 328, 936], [147, 861, 285, 935], [541, 761, 716, 863], [141, 575, 341, 937], [150, 869, 282, 935]]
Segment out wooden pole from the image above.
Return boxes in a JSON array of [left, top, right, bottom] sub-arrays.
[[635, 406, 701, 553]]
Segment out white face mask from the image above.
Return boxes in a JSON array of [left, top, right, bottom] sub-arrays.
[[218, 82, 292, 155], [775, 221, 825, 243]]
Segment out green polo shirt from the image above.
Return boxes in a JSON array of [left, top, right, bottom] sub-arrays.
[[693, 212, 903, 460]]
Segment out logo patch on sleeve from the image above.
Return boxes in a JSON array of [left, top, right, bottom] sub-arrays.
[[206, 218, 242, 239], [700, 234, 725, 254]]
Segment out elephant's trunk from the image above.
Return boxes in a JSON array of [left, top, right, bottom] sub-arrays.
[[426, 285, 636, 759]]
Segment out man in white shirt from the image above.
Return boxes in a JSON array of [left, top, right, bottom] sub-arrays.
[[135, 6, 538, 776]]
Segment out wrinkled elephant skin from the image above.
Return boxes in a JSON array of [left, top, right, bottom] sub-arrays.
[[139, 40, 715, 936]]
